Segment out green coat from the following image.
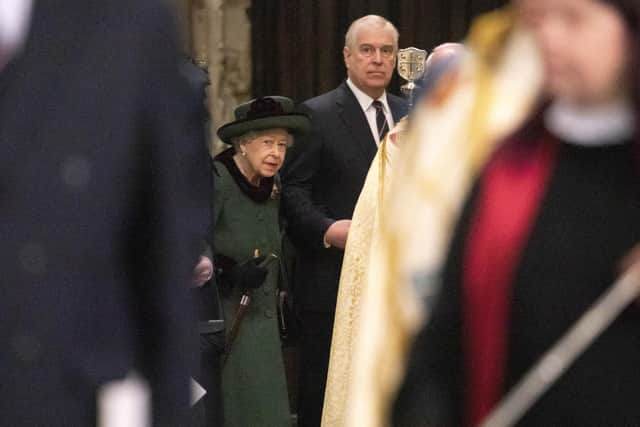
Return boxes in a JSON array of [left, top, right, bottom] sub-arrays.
[[213, 161, 291, 427]]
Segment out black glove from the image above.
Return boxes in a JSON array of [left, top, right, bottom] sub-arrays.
[[229, 255, 268, 290]]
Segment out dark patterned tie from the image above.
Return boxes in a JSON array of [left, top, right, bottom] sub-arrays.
[[372, 99, 389, 141]]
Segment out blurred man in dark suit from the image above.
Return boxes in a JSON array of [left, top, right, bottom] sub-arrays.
[[281, 14, 408, 427], [0, 1, 211, 425]]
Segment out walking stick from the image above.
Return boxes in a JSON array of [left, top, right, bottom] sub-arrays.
[[480, 263, 640, 427], [223, 291, 251, 365]]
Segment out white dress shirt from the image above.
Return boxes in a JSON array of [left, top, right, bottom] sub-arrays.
[[346, 78, 395, 145], [0, 0, 33, 66]]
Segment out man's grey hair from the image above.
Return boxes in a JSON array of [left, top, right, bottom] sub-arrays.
[[230, 129, 294, 152], [344, 15, 399, 50]]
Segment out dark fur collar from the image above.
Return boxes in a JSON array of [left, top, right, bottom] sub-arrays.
[[214, 148, 277, 203]]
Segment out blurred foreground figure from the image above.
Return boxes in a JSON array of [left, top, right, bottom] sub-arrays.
[[394, 0, 640, 426], [0, 1, 210, 425]]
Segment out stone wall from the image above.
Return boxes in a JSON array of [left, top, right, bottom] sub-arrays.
[[173, 0, 252, 155]]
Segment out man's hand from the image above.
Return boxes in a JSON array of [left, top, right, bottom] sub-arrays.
[[192, 256, 214, 287], [324, 219, 352, 250]]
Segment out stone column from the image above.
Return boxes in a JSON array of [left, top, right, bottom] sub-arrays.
[[173, 0, 192, 52], [206, 0, 252, 155], [204, 0, 224, 155], [191, 0, 210, 67], [172, 0, 252, 155]]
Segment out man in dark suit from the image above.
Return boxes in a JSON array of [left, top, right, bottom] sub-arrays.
[[281, 15, 408, 427], [0, 1, 210, 425]]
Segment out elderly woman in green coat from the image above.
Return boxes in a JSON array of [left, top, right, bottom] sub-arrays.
[[198, 96, 309, 427]]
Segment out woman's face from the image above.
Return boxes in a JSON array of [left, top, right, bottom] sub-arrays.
[[517, 0, 630, 104], [242, 128, 291, 178]]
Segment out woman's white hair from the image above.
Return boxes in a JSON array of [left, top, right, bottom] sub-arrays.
[[231, 129, 294, 152]]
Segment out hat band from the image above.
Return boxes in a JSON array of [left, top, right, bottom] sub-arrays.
[[245, 97, 285, 119], [246, 109, 284, 120]]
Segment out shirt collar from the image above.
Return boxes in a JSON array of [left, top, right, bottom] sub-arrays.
[[544, 98, 635, 147], [346, 78, 389, 113]]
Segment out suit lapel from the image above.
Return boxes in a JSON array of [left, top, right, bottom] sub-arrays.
[[335, 82, 378, 161]]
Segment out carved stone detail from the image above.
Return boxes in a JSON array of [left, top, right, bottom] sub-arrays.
[[173, 0, 252, 155]]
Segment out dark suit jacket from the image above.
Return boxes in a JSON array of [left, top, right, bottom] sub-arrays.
[[281, 81, 408, 313], [0, 1, 211, 425]]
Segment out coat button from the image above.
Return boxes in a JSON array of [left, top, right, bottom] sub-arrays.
[[264, 309, 274, 319]]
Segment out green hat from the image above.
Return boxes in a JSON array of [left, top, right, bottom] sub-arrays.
[[217, 96, 310, 144]]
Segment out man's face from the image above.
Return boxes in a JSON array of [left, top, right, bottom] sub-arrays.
[[517, 0, 629, 104], [344, 24, 397, 98]]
